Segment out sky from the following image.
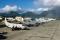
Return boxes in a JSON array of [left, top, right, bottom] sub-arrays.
[[0, 0, 60, 11], [0, 0, 34, 9]]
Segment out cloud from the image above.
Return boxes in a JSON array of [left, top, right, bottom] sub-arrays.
[[0, 5, 21, 13], [19, 7, 22, 10], [28, 8, 50, 12], [27, 9, 35, 12], [3, 5, 17, 11], [33, 0, 60, 8], [36, 8, 49, 11]]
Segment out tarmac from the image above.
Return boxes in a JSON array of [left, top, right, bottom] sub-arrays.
[[0, 20, 60, 40]]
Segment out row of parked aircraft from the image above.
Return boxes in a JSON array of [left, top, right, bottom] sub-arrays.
[[35, 18, 56, 23], [4, 17, 56, 31]]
